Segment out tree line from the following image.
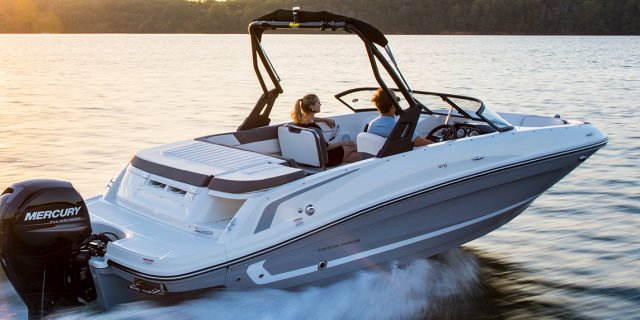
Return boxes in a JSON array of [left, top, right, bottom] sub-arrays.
[[1, 0, 638, 34]]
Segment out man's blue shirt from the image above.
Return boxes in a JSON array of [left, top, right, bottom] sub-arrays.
[[368, 115, 418, 141]]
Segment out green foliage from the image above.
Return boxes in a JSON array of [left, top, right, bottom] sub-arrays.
[[0, 0, 638, 34]]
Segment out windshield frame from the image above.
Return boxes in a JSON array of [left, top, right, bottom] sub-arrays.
[[335, 87, 513, 132]]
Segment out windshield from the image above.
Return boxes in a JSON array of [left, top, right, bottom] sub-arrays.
[[336, 87, 513, 132], [335, 88, 405, 112], [479, 107, 513, 131]]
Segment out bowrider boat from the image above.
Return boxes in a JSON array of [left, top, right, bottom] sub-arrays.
[[0, 8, 607, 316]]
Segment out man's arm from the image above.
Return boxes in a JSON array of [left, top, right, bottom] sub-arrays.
[[413, 135, 434, 147]]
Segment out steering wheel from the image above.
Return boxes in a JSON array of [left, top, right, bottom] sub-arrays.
[[427, 124, 457, 142]]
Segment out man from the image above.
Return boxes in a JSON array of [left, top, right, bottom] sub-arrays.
[[367, 88, 433, 146]]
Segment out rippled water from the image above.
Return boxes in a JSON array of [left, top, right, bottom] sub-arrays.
[[1, 34, 638, 319]]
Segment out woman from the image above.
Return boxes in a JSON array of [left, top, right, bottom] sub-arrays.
[[291, 94, 360, 166]]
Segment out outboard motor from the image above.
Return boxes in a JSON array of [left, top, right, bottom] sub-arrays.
[[0, 179, 97, 316]]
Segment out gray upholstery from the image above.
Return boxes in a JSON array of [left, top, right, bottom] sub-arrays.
[[278, 125, 328, 168]]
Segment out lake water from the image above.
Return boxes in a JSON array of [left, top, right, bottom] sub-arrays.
[[0, 34, 639, 319]]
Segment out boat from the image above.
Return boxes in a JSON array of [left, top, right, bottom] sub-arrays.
[[0, 8, 607, 316]]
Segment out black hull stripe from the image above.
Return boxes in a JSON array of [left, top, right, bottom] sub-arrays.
[[108, 139, 607, 281]]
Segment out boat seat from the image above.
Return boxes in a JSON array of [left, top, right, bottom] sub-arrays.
[[356, 132, 386, 157], [278, 125, 328, 168]]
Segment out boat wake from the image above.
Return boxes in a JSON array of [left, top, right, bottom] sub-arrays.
[[49, 249, 480, 320]]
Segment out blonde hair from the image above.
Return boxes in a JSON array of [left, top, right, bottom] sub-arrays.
[[291, 94, 319, 125]]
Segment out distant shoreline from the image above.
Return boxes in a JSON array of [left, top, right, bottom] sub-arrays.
[[1, 0, 638, 35], [1, 33, 638, 36]]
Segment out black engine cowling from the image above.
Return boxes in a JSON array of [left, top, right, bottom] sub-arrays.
[[0, 179, 96, 316]]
